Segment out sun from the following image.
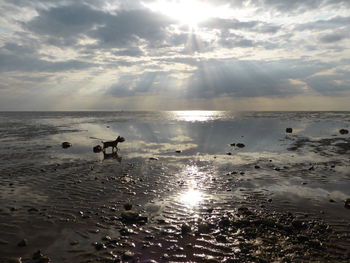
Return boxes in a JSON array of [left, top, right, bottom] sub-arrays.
[[145, 0, 214, 27]]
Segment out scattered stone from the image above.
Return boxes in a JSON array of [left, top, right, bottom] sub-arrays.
[[17, 239, 27, 247], [93, 145, 102, 153], [61, 142, 72, 148], [198, 223, 211, 234], [181, 223, 191, 234], [28, 207, 39, 212], [124, 203, 132, 210], [69, 240, 79, 246], [32, 250, 43, 260], [216, 235, 227, 243], [344, 198, 350, 209], [93, 242, 106, 250], [286, 128, 293, 133], [121, 210, 139, 222], [122, 251, 134, 261], [102, 235, 112, 241], [339, 129, 349, 135], [236, 143, 245, 148], [120, 228, 134, 236]]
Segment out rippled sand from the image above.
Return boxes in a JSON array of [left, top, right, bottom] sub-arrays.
[[0, 111, 350, 262]]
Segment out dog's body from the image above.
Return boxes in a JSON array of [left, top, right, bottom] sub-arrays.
[[102, 136, 125, 152]]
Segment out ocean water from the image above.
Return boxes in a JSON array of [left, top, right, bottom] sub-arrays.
[[0, 111, 350, 261]]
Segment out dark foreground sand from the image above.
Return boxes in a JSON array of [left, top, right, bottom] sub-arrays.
[[1, 149, 350, 262]]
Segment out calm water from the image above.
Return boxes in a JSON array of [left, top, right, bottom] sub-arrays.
[[1, 110, 350, 202]]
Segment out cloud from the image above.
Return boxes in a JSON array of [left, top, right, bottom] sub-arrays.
[[0, 0, 349, 110]]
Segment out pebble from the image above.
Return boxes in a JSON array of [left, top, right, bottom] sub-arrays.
[[17, 239, 27, 247], [345, 198, 350, 209], [124, 203, 132, 210], [339, 129, 349, 135], [61, 142, 72, 148], [181, 223, 191, 234], [122, 251, 134, 260], [93, 242, 106, 250]]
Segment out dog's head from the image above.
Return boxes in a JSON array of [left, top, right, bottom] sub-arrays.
[[116, 136, 125, 143]]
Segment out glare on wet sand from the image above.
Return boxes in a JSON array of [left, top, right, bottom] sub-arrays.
[[180, 189, 203, 207]]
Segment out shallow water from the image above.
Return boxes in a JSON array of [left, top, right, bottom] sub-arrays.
[[0, 111, 350, 262]]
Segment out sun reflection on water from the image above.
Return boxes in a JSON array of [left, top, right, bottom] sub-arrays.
[[180, 189, 203, 207], [171, 111, 224, 122]]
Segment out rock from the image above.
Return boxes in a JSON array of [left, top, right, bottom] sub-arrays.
[[17, 239, 27, 247], [344, 198, 350, 209], [339, 129, 349, 135], [120, 227, 134, 236], [175, 150, 182, 153], [123, 203, 132, 210], [198, 223, 211, 234], [93, 145, 102, 153], [181, 223, 191, 234], [216, 235, 227, 243], [121, 210, 148, 224], [149, 157, 159, 161], [122, 251, 135, 261], [230, 143, 236, 146], [28, 207, 39, 212], [121, 210, 139, 222], [93, 242, 106, 250], [226, 152, 232, 155], [286, 128, 293, 133], [61, 142, 72, 148], [236, 143, 245, 148], [254, 165, 260, 169], [32, 250, 43, 260]]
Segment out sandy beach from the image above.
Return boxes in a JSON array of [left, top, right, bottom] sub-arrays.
[[0, 111, 350, 262]]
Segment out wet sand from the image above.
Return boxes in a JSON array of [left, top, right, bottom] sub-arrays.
[[0, 111, 350, 262]]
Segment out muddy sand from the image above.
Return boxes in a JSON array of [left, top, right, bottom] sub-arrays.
[[0, 111, 350, 262]]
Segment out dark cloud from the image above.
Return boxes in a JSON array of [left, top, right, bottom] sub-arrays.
[[319, 32, 348, 43], [89, 9, 175, 48], [0, 48, 96, 72], [25, 3, 108, 41], [296, 16, 350, 31]]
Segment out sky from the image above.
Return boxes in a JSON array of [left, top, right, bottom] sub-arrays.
[[0, 0, 349, 111]]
